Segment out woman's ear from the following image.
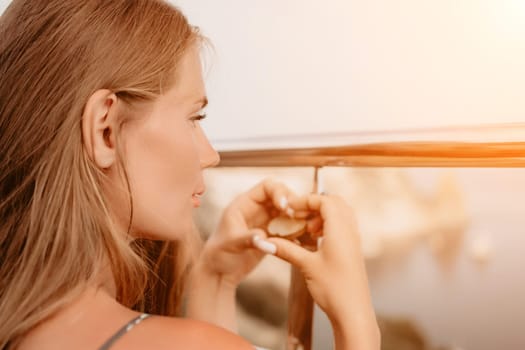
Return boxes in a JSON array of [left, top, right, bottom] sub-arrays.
[[82, 89, 119, 169]]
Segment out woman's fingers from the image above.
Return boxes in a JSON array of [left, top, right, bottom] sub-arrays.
[[214, 228, 267, 253], [252, 235, 277, 255], [288, 193, 324, 212], [306, 215, 323, 234], [310, 230, 323, 240], [290, 194, 355, 234], [247, 178, 297, 216], [264, 237, 312, 268], [251, 234, 312, 269]]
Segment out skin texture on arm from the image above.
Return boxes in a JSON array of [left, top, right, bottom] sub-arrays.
[[186, 262, 239, 332], [331, 314, 381, 350]]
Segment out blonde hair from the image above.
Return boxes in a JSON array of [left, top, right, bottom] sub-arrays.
[[0, 0, 203, 347]]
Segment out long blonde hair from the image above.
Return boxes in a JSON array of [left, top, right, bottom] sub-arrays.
[[0, 1, 202, 347]]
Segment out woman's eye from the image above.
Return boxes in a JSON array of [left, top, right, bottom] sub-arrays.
[[190, 113, 207, 127]]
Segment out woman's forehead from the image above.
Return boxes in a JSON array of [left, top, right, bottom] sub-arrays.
[[161, 50, 206, 107]]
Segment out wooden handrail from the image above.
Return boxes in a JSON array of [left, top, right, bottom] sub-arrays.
[[219, 141, 525, 168]]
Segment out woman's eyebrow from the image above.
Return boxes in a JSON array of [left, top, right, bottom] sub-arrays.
[[195, 96, 208, 108]]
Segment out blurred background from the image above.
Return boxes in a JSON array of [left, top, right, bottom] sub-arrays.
[[2, 0, 524, 348], [196, 166, 525, 349]]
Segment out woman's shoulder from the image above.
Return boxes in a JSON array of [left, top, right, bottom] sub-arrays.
[[113, 315, 254, 350], [19, 288, 254, 350]]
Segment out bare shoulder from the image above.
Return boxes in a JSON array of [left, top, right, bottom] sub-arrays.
[[113, 315, 255, 350], [19, 287, 254, 350]]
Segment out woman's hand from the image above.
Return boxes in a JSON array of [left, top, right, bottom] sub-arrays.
[[197, 178, 298, 287], [259, 194, 381, 349], [187, 179, 301, 331]]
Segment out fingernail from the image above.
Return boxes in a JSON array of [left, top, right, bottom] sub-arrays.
[[252, 235, 277, 255], [286, 207, 295, 218], [279, 196, 288, 210]]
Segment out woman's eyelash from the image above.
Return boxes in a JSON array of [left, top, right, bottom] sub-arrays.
[[192, 114, 207, 121], [190, 114, 207, 126]]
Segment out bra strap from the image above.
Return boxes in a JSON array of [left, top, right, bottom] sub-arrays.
[[97, 313, 151, 350]]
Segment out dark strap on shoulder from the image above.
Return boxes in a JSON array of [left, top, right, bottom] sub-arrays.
[[97, 313, 151, 350]]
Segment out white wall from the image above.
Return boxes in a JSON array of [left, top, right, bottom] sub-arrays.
[[3, 0, 525, 141], [175, 0, 525, 142]]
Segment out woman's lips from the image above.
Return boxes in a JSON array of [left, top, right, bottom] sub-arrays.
[[192, 193, 202, 207], [192, 186, 205, 208]]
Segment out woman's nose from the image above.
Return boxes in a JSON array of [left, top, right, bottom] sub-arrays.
[[200, 138, 220, 169]]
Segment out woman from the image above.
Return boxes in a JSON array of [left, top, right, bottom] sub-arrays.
[[0, 0, 380, 349]]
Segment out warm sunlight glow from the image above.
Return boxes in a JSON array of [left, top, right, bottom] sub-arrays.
[[484, 0, 525, 40]]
